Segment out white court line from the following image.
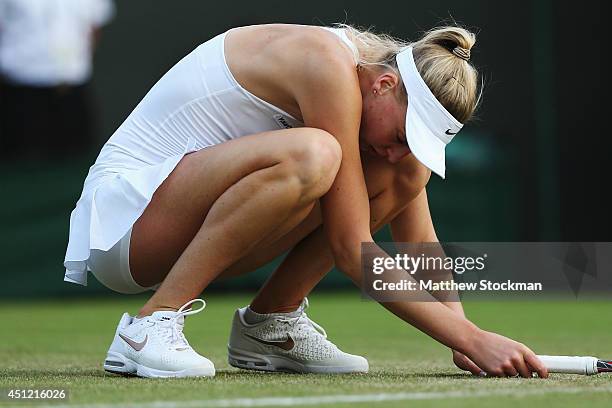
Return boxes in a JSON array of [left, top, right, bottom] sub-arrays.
[[31, 386, 612, 408]]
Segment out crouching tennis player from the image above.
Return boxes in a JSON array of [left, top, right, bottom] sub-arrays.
[[64, 23, 548, 379]]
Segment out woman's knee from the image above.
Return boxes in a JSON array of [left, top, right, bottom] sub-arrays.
[[284, 128, 342, 199]]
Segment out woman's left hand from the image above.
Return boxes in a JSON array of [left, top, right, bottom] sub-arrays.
[[452, 349, 484, 376]]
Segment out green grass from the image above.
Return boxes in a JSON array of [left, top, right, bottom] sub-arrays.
[[1, 292, 611, 407]]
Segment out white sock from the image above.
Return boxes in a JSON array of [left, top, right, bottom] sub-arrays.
[[243, 306, 271, 324], [243, 305, 301, 325]]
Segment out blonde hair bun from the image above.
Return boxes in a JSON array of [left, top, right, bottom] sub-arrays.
[[412, 26, 480, 122], [335, 23, 481, 123]]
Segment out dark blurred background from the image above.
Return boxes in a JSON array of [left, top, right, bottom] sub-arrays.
[[0, 0, 608, 298]]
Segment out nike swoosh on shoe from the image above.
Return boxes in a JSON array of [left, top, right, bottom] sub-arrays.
[[244, 333, 295, 351], [119, 333, 148, 351]]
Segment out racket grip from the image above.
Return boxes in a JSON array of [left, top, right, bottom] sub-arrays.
[[537, 355, 598, 375]]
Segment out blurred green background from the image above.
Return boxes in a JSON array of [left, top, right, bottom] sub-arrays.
[[0, 0, 608, 298]]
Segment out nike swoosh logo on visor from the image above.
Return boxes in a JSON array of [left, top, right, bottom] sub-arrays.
[[445, 129, 458, 135], [119, 333, 148, 351], [245, 333, 295, 351]]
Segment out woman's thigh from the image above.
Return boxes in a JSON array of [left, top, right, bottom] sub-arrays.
[[129, 127, 338, 286]]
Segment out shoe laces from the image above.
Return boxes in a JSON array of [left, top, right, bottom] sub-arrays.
[[157, 299, 206, 349], [274, 298, 327, 339]]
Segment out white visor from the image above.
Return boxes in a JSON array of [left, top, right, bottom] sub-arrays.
[[396, 47, 463, 178]]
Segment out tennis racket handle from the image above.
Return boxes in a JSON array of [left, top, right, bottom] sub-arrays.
[[537, 355, 598, 375]]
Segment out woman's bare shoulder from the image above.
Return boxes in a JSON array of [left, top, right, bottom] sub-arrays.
[[227, 24, 355, 69], [224, 24, 359, 121]]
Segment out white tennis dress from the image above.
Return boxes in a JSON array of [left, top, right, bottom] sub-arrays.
[[64, 26, 359, 286]]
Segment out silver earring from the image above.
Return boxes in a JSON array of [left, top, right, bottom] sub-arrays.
[[373, 89, 377, 94]]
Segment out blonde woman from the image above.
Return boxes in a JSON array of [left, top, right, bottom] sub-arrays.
[[64, 23, 548, 379]]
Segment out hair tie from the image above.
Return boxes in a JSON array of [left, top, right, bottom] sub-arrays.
[[452, 46, 470, 62]]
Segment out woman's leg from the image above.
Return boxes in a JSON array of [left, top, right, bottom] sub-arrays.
[[220, 153, 424, 374], [219, 154, 427, 313], [129, 128, 342, 317]]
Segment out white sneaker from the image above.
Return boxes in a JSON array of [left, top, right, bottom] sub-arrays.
[[228, 298, 368, 373], [104, 299, 215, 378]]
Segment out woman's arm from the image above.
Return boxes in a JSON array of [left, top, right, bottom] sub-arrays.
[[292, 41, 468, 348], [389, 188, 550, 377], [390, 188, 466, 316], [390, 188, 483, 373], [292, 37, 371, 268], [291, 40, 547, 377]]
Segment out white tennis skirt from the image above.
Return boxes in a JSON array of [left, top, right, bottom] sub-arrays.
[[62, 27, 306, 290], [63, 138, 198, 289]]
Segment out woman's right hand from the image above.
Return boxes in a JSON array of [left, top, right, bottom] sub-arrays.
[[464, 329, 549, 378]]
